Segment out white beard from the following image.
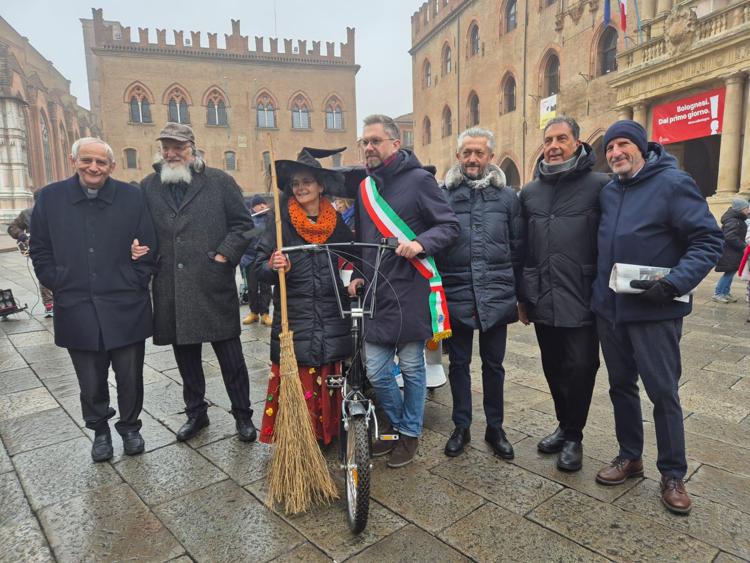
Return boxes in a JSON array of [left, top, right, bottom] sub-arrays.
[[159, 161, 193, 185]]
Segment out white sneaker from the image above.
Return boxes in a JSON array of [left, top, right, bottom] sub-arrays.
[[712, 294, 731, 304]]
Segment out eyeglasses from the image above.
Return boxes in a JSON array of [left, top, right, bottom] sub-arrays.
[[357, 137, 395, 148], [290, 178, 318, 189]]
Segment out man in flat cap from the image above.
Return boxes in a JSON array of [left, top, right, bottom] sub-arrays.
[[134, 123, 257, 442]]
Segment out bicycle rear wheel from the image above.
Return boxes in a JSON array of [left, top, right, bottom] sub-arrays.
[[345, 414, 371, 533]]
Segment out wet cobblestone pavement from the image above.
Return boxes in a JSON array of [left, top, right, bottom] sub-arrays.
[[1, 249, 748, 562]]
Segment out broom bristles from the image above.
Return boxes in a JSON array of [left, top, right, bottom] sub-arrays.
[[266, 330, 339, 514]]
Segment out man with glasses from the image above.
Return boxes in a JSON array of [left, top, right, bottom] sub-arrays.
[[348, 114, 459, 468], [134, 123, 257, 443]]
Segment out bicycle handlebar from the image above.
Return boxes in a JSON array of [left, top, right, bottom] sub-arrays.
[[280, 238, 399, 255]]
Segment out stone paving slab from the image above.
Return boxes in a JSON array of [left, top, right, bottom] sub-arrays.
[[0, 367, 42, 395], [0, 519, 54, 563], [0, 471, 33, 527], [198, 437, 272, 486], [156, 479, 306, 563], [350, 524, 470, 562], [0, 387, 58, 422], [529, 488, 719, 561], [163, 405, 239, 447], [13, 437, 122, 510], [38, 483, 185, 562], [440, 502, 609, 562], [687, 464, 750, 515], [270, 542, 332, 562], [0, 440, 12, 474], [684, 412, 750, 449], [615, 478, 750, 560], [0, 407, 83, 456]]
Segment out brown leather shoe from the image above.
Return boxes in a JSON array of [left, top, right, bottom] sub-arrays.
[[660, 475, 692, 514], [596, 456, 644, 485], [387, 435, 419, 468]]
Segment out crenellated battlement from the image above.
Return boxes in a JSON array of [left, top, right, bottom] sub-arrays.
[[87, 8, 356, 67], [411, 0, 470, 46]]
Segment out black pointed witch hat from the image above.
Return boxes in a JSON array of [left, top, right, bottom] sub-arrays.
[[274, 147, 347, 195]]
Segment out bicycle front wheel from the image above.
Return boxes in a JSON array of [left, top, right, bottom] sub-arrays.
[[345, 414, 371, 534]]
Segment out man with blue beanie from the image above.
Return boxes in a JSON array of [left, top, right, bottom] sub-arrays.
[[591, 120, 722, 515]]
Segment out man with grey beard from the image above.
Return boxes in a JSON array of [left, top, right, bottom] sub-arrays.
[[134, 123, 257, 443]]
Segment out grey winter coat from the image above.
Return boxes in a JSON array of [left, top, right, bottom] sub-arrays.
[[141, 164, 253, 345], [436, 165, 524, 331]]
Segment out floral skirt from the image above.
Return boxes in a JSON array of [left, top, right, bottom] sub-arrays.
[[259, 362, 343, 445]]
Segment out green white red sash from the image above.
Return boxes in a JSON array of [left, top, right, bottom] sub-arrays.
[[360, 176, 451, 341]]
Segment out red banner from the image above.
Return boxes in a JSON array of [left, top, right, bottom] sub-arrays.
[[652, 88, 725, 145]]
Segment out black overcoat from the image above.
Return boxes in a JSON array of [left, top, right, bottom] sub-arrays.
[[436, 165, 525, 331], [140, 165, 253, 345], [255, 204, 353, 366], [30, 175, 157, 351], [518, 145, 609, 327], [715, 208, 748, 272]]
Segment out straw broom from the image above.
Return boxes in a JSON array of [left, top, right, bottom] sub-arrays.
[[265, 135, 338, 514]]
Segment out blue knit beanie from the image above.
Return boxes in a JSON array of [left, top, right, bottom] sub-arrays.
[[603, 120, 648, 157], [250, 195, 266, 207]]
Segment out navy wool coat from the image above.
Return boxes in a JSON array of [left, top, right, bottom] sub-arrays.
[[140, 165, 253, 345], [30, 176, 157, 351], [355, 150, 460, 344]]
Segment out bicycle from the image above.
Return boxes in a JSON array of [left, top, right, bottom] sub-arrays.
[[281, 237, 400, 534]]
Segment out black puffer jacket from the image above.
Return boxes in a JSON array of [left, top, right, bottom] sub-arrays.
[[518, 144, 609, 327], [715, 207, 748, 272], [436, 165, 524, 331], [255, 203, 353, 365]]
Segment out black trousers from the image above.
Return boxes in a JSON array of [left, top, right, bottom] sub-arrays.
[[68, 341, 145, 435], [172, 336, 253, 421], [243, 264, 271, 314], [597, 317, 687, 479], [534, 324, 599, 442], [446, 322, 507, 429]]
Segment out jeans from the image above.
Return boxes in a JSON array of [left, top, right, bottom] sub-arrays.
[[714, 271, 735, 296], [446, 322, 507, 430], [365, 340, 426, 437]]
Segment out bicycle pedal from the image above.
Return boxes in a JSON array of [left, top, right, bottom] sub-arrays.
[[378, 433, 399, 441], [326, 375, 344, 388]]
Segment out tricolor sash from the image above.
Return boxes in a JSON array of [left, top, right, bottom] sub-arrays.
[[360, 176, 451, 341]]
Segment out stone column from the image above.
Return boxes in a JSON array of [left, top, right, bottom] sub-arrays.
[[716, 73, 744, 195], [656, 0, 672, 16], [632, 103, 648, 128], [617, 107, 633, 120], [739, 73, 750, 197], [641, 0, 657, 21]]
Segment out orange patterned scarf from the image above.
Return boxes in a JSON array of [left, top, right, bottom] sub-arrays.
[[288, 196, 337, 244]]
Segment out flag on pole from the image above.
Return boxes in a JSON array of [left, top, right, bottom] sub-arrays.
[[603, 0, 611, 26], [619, 0, 627, 31]]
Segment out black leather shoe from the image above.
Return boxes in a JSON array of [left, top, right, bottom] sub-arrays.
[[176, 414, 210, 442], [485, 427, 514, 459], [537, 426, 566, 453], [122, 431, 145, 456], [91, 432, 113, 462], [236, 418, 257, 442], [557, 441, 583, 471], [444, 427, 470, 457]]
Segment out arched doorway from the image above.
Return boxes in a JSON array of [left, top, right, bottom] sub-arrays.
[[500, 158, 521, 191]]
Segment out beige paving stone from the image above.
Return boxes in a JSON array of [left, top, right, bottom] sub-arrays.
[[143, 349, 180, 372], [271, 542, 332, 562], [0, 407, 83, 455], [16, 343, 70, 365], [529, 488, 719, 562], [685, 433, 750, 478], [156, 480, 305, 563], [28, 357, 76, 381], [510, 437, 643, 503], [0, 349, 27, 373], [198, 437, 272, 486], [370, 462, 484, 534], [440, 502, 608, 562], [13, 437, 121, 510], [713, 551, 749, 563], [678, 380, 750, 422], [7, 331, 55, 347], [687, 465, 750, 515], [0, 471, 32, 527], [0, 387, 58, 422], [39, 483, 184, 562], [0, 440, 12, 474], [0, 519, 54, 563], [141, 378, 190, 421], [114, 443, 227, 506], [351, 524, 470, 562], [430, 447, 562, 515], [0, 367, 41, 395], [615, 478, 750, 560], [683, 413, 750, 449]]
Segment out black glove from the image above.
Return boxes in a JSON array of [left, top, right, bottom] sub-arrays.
[[629, 279, 679, 304], [17, 233, 28, 243]]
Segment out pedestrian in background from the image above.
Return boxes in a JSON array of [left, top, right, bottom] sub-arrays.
[[712, 198, 749, 303], [242, 195, 272, 326]]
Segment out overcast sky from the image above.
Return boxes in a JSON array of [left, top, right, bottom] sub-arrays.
[[3, 0, 423, 122]]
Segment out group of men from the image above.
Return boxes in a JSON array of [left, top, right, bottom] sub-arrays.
[[27, 111, 722, 516]]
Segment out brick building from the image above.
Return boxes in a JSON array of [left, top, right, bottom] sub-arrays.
[[0, 16, 97, 221], [81, 9, 360, 191], [409, 0, 750, 212]]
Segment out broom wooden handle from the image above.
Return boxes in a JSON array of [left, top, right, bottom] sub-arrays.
[[266, 135, 290, 333]]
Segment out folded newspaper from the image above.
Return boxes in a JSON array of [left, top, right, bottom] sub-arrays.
[[609, 263, 691, 303]]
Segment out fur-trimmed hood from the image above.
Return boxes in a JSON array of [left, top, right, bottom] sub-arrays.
[[444, 163, 506, 190]]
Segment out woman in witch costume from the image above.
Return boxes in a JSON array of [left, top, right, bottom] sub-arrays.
[[254, 147, 353, 445]]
